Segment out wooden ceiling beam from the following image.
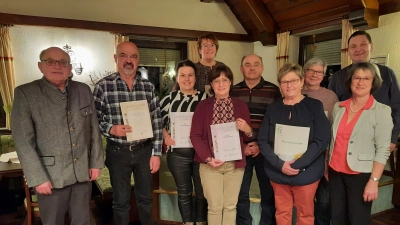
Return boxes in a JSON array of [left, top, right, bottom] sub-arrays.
[[349, 0, 379, 29], [0, 13, 253, 42], [241, 0, 278, 33]]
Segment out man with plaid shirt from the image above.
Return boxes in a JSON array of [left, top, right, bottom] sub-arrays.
[[93, 41, 162, 225]]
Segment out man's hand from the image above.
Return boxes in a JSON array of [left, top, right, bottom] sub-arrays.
[[89, 168, 101, 181], [150, 156, 161, 174], [390, 143, 396, 152], [35, 181, 53, 195], [110, 125, 132, 137]]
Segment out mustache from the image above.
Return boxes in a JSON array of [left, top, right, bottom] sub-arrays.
[[124, 62, 134, 67]]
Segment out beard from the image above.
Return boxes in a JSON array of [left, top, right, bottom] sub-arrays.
[[122, 62, 135, 75]]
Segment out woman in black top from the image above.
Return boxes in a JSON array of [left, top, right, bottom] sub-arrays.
[[258, 63, 331, 224], [160, 60, 208, 225]]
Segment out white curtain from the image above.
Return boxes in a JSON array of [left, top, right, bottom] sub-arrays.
[[276, 31, 290, 75], [0, 25, 16, 130], [187, 40, 200, 63], [341, 19, 355, 68]]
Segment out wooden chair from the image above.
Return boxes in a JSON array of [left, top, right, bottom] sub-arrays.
[[23, 177, 40, 225]]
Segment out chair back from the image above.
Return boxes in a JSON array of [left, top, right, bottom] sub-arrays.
[[23, 177, 40, 225]]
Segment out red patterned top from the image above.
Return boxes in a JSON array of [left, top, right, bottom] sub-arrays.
[[212, 97, 235, 124]]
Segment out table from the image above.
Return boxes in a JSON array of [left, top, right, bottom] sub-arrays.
[[0, 147, 23, 178]]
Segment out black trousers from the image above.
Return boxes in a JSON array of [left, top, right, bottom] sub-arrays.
[[329, 168, 372, 225], [167, 148, 207, 223]]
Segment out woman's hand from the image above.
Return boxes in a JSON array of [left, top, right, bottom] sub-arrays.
[[164, 134, 175, 146], [208, 158, 224, 168], [163, 128, 175, 146], [363, 179, 379, 202], [236, 118, 252, 134], [281, 160, 299, 176]]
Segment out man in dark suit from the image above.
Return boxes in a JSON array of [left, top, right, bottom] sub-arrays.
[[12, 47, 104, 225]]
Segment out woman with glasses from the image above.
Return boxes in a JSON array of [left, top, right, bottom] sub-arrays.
[[258, 63, 331, 225], [328, 62, 392, 225], [302, 58, 338, 224], [160, 60, 208, 225], [190, 64, 252, 225], [194, 33, 225, 94]]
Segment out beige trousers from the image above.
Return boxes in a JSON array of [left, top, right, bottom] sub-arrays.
[[199, 162, 244, 225]]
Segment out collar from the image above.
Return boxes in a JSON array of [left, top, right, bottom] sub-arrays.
[[340, 95, 375, 110], [215, 96, 232, 104], [239, 77, 265, 89], [41, 77, 69, 93]]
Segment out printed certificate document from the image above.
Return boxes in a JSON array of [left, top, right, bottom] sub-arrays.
[[170, 112, 194, 148], [274, 124, 310, 161], [211, 122, 242, 161], [120, 100, 153, 142]]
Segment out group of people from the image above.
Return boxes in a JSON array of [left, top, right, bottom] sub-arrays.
[[10, 30, 400, 225]]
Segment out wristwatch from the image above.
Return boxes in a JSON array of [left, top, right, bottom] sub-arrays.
[[370, 177, 379, 182]]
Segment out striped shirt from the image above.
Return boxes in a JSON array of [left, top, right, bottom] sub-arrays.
[[93, 72, 163, 156], [230, 78, 282, 142], [160, 90, 208, 131]]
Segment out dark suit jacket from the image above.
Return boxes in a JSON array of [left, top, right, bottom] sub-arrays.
[[190, 97, 251, 168], [12, 78, 104, 188]]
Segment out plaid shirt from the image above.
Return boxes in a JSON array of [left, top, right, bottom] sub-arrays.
[[93, 72, 162, 156]]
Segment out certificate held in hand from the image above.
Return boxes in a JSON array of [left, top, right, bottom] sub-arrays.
[[211, 122, 242, 162], [170, 112, 194, 148], [120, 100, 154, 142], [274, 124, 310, 161]]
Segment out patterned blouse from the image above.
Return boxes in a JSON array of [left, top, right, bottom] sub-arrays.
[[212, 97, 235, 124], [194, 61, 225, 92], [160, 90, 208, 132]]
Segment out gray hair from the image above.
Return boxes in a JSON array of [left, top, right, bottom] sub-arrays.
[[303, 58, 327, 74]]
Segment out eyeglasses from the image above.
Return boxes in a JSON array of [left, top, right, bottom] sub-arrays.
[[212, 78, 230, 85], [280, 79, 300, 86], [201, 44, 216, 49], [41, 59, 70, 67], [306, 69, 324, 76], [352, 76, 373, 83]]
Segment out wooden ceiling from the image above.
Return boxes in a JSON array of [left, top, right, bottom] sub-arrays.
[[222, 0, 400, 45]]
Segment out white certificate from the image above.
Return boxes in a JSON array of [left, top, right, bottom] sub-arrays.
[[211, 122, 242, 161], [120, 100, 154, 142], [170, 112, 194, 148], [274, 124, 310, 161]]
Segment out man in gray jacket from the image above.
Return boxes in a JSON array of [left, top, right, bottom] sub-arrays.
[[12, 47, 104, 225]]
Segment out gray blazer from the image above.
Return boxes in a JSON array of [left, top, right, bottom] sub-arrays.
[[328, 99, 392, 173], [12, 78, 104, 188]]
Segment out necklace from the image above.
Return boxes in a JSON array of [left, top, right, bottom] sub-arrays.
[[349, 100, 359, 113]]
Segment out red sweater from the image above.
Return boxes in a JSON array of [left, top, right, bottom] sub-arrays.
[[190, 97, 251, 168]]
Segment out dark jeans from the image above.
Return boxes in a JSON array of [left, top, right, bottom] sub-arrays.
[[236, 154, 276, 225], [105, 142, 154, 225], [329, 168, 372, 225], [167, 148, 207, 223], [314, 176, 331, 225]]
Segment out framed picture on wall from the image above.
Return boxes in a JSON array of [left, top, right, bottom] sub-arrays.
[[370, 55, 389, 66]]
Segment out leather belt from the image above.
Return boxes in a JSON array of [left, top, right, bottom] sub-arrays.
[[107, 139, 151, 151]]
